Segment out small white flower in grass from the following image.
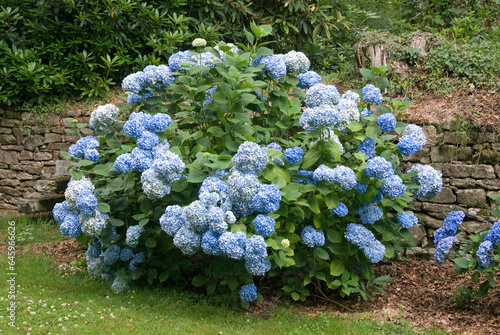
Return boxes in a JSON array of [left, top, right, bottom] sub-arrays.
[[106, 296, 109, 299], [100, 316, 104, 320], [110, 313, 116, 319]]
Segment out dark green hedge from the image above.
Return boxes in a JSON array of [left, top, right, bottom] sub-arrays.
[[0, 0, 352, 106]]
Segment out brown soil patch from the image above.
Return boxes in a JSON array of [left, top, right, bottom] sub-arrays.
[[16, 239, 86, 267]]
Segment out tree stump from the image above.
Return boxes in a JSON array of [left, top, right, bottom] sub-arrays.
[[353, 42, 390, 73]]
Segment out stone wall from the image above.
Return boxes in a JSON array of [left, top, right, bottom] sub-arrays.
[[0, 107, 88, 211], [0, 107, 499, 251], [402, 122, 500, 253]]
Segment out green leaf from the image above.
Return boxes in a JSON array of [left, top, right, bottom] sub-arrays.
[[243, 27, 255, 44], [479, 280, 490, 297], [97, 203, 110, 213], [187, 170, 207, 183], [302, 149, 321, 169], [359, 68, 375, 81], [315, 247, 330, 260], [159, 270, 169, 283], [291, 292, 300, 301], [140, 198, 151, 214], [376, 104, 392, 115], [366, 124, 380, 138], [453, 257, 470, 269], [145, 238, 157, 248], [139, 219, 149, 227], [330, 259, 345, 276], [347, 121, 363, 132], [192, 275, 207, 287], [109, 218, 125, 227], [208, 126, 225, 137], [309, 196, 321, 214], [71, 170, 83, 180]]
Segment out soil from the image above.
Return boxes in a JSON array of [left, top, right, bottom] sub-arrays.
[[8, 238, 499, 335]]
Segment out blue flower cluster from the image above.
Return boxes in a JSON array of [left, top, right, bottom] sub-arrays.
[[408, 164, 443, 199], [362, 84, 382, 105], [297, 71, 321, 89], [357, 137, 376, 159], [253, 214, 276, 236], [232, 141, 268, 175], [364, 157, 394, 180], [68, 136, 100, 163], [304, 84, 340, 108], [345, 223, 386, 263], [284, 147, 304, 164], [126, 225, 143, 248], [355, 202, 383, 225], [361, 108, 375, 117], [476, 221, 500, 267], [398, 124, 427, 156], [281, 51, 310, 74], [381, 175, 406, 198], [122, 65, 175, 104], [301, 226, 325, 247], [377, 113, 396, 132], [89, 104, 119, 130], [397, 211, 418, 228], [123, 112, 172, 149], [300, 106, 339, 133], [260, 55, 287, 80], [335, 98, 360, 131], [239, 283, 257, 302], [434, 211, 465, 246], [341, 90, 360, 102], [354, 182, 368, 194], [434, 236, 458, 265], [331, 202, 348, 217], [332, 166, 357, 190]]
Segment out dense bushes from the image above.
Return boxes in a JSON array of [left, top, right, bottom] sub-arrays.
[[0, 0, 361, 106], [51, 26, 449, 304]]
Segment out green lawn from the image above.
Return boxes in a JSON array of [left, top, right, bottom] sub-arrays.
[[0, 217, 447, 335]]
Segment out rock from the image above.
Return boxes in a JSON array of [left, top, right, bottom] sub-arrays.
[[41, 166, 55, 179], [0, 151, 18, 165], [440, 163, 471, 178], [467, 208, 496, 222], [47, 142, 69, 151], [18, 172, 34, 181], [450, 178, 476, 188], [495, 165, 500, 178], [24, 135, 44, 151], [44, 133, 62, 143], [476, 179, 500, 190], [421, 203, 466, 219], [0, 127, 12, 134], [55, 160, 72, 176], [426, 187, 456, 204], [471, 165, 496, 179], [19, 151, 34, 160], [34, 152, 53, 161], [487, 191, 500, 209], [0, 179, 20, 187], [456, 189, 488, 208], [408, 224, 427, 245], [1, 119, 21, 128], [0, 169, 16, 179], [415, 213, 444, 229], [34, 180, 68, 193], [0, 134, 16, 144], [17, 194, 66, 214], [422, 125, 437, 146], [0, 187, 22, 197], [2, 145, 24, 151]]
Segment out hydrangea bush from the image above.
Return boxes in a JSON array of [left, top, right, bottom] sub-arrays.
[[55, 24, 444, 305], [434, 195, 500, 298]]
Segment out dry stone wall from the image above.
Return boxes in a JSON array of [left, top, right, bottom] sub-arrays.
[[0, 107, 499, 252]]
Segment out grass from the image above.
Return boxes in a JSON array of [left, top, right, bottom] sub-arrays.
[[0, 217, 448, 335], [0, 216, 66, 246]]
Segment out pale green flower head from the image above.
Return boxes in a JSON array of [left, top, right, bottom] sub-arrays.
[[192, 38, 207, 47]]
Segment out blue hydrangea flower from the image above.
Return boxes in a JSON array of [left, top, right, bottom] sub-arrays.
[[297, 71, 321, 89], [201, 230, 223, 256], [239, 283, 257, 302], [313, 164, 335, 183], [53, 201, 71, 225], [76, 190, 98, 216], [68, 136, 100, 161], [231, 201, 254, 218], [245, 257, 271, 276], [341, 90, 361, 102], [362, 84, 382, 105], [147, 113, 172, 132], [301, 226, 325, 247], [141, 169, 171, 199], [151, 150, 185, 184], [284, 147, 304, 165], [377, 113, 396, 132], [260, 55, 287, 80], [206, 206, 227, 234], [80, 210, 108, 237], [60, 212, 81, 238], [244, 235, 268, 262], [184, 200, 209, 233], [253, 214, 276, 236], [405, 124, 426, 147], [381, 175, 406, 198], [123, 112, 148, 138], [361, 108, 375, 117], [435, 236, 458, 265], [232, 141, 268, 175], [409, 164, 443, 200], [332, 166, 357, 190], [122, 71, 146, 93], [84, 149, 100, 163], [484, 221, 500, 245], [126, 225, 143, 248], [87, 241, 102, 259], [304, 84, 340, 107], [87, 257, 109, 278], [335, 98, 360, 131], [252, 184, 281, 213], [228, 171, 259, 204], [130, 148, 154, 172], [282, 51, 310, 74], [89, 104, 119, 130], [354, 182, 368, 194], [355, 202, 383, 225], [127, 92, 143, 105], [297, 170, 318, 186], [173, 226, 201, 255], [136, 131, 159, 150], [168, 50, 195, 71], [114, 153, 133, 173], [397, 212, 418, 228], [357, 137, 376, 159], [219, 232, 247, 260], [364, 156, 394, 180], [199, 177, 228, 199], [434, 211, 465, 245], [300, 106, 339, 133], [160, 205, 186, 236], [476, 240, 494, 267], [361, 240, 386, 263], [398, 135, 421, 156], [111, 277, 129, 293], [120, 248, 134, 262], [64, 176, 95, 212], [103, 245, 121, 265], [371, 191, 384, 204], [331, 202, 348, 217]]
